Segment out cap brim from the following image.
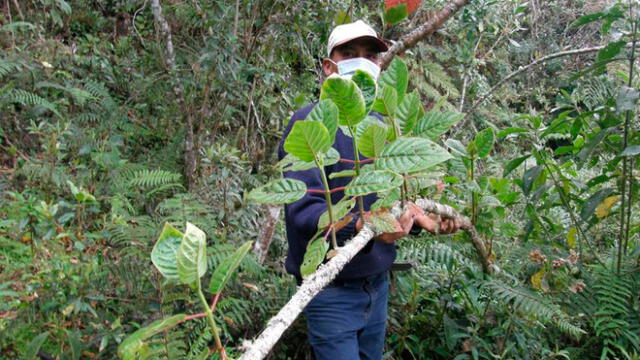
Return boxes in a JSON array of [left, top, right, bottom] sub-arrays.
[[330, 35, 389, 56]]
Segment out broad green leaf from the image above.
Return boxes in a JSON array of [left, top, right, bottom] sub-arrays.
[[209, 241, 252, 293], [497, 127, 529, 139], [118, 314, 186, 360], [279, 148, 340, 172], [370, 188, 401, 211], [355, 116, 386, 140], [569, 6, 623, 34], [621, 145, 640, 157], [329, 169, 357, 179], [377, 137, 452, 174], [580, 188, 614, 221], [597, 40, 626, 63], [384, 4, 408, 24], [321, 75, 366, 126], [396, 91, 421, 135], [577, 128, 611, 164], [318, 198, 355, 230], [151, 223, 183, 281], [372, 85, 398, 116], [345, 170, 403, 196], [352, 70, 377, 114], [379, 58, 408, 102], [25, 331, 49, 360], [358, 123, 387, 158], [504, 154, 530, 177], [415, 111, 463, 139], [475, 128, 495, 158], [522, 165, 542, 196], [445, 139, 468, 157], [365, 211, 398, 234], [307, 100, 339, 143], [248, 178, 306, 204], [177, 222, 207, 287], [300, 236, 330, 278], [284, 120, 331, 162]]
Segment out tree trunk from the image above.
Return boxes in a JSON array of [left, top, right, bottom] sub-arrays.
[[150, 0, 198, 189]]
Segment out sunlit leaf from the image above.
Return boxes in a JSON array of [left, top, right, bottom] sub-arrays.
[[580, 188, 614, 221], [321, 75, 366, 126], [621, 145, 640, 157], [531, 268, 548, 292], [151, 223, 183, 281], [352, 70, 377, 114], [372, 85, 398, 116], [248, 178, 306, 204], [379, 58, 408, 102], [384, 4, 408, 24], [595, 195, 621, 219], [567, 227, 577, 248], [284, 120, 331, 162], [396, 91, 421, 135], [415, 110, 463, 139], [209, 241, 252, 293], [345, 170, 403, 196], [307, 100, 339, 143], [377, 137, 452, 174], [177, 222, 207, 287], [358, 123, 387, 158], [445, 139, 468, 157]]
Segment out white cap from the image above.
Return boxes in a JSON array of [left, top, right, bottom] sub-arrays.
[[326, 20, 388, 57]]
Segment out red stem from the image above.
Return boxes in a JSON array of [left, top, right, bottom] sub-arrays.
[[179, 293, 223, 323], [339, 158, 375, 164], [306, 186, 346, 194]]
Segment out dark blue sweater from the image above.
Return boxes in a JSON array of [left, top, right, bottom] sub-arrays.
[[278, 103, 396, 282]]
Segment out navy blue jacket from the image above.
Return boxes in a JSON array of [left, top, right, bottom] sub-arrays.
[[278, 103, 396, 282]]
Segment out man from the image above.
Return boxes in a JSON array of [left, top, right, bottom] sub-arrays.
[[277, 20, 460, 360]]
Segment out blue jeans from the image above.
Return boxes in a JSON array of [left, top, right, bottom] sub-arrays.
[[304, 272, 389, 360]]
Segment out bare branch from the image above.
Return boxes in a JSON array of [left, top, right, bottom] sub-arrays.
[[380, 0, 471, 69], [239, 198, 490, 359]]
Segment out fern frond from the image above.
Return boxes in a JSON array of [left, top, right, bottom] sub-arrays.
[[128, 169, 182, 190], [0, 59, 21, 79], [3, 89, 61, 117]]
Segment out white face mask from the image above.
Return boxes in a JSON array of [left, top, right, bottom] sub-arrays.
[[330, 57, 381, 81]]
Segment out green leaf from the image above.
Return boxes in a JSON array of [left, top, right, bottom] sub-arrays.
[[396, 91, 421, 135], [621, 145, 640, 157], [321, 75, 366, 126], [279, 148, 340, 172], [284, 120, 331, 162], [300, 236, 330, 278], [415, 111, 463, 139], [366, 211, 398, 234], [151, 223, 183, 281], [498, 127, 529, 139], [580, 188, 615, 221], [522, 165, 543, 196], [352, 70, 377, 114], [384, 4, 408, 25], [248, 178, 306, 204], [329, 169, 357, 179], [475, 128, 495, 158], [445, 139, 468, 157], [577, 129, 611, 164], [307, 100, 339, 143], [504, 154, 531, 177], [358, 123, 387, 158], [118, 314, 186, 360], [378, 137, 452, 174], [318, 198, 355, 230], [345, 170, 403, 196], [597, 40, 626, 63], [25, 331, 49, 360], [177, 222, 207, 287], [379, 58, 408, 102], [209, 241, 252, 293], [569, 6, 623, 34], [372, 85, 398, 116]]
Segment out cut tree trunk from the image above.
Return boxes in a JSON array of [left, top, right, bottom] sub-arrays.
[[239, 199, 491, 360]]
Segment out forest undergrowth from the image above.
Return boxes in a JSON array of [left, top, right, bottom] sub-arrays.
[[0, 0, 639, 359]]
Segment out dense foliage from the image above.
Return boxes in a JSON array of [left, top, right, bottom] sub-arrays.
[[1, 0, 639, 359]]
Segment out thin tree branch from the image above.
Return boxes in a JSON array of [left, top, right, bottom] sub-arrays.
[[457, 45, 609, 130], [380, 0, 471, 69], [239, 198, 490, 359]]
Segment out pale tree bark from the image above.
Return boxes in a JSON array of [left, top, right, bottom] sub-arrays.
[[150, 0, 198, 189], [380, 0, 471, 69], [239, 199, 491, 360], [253, 205, 281, 263]]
